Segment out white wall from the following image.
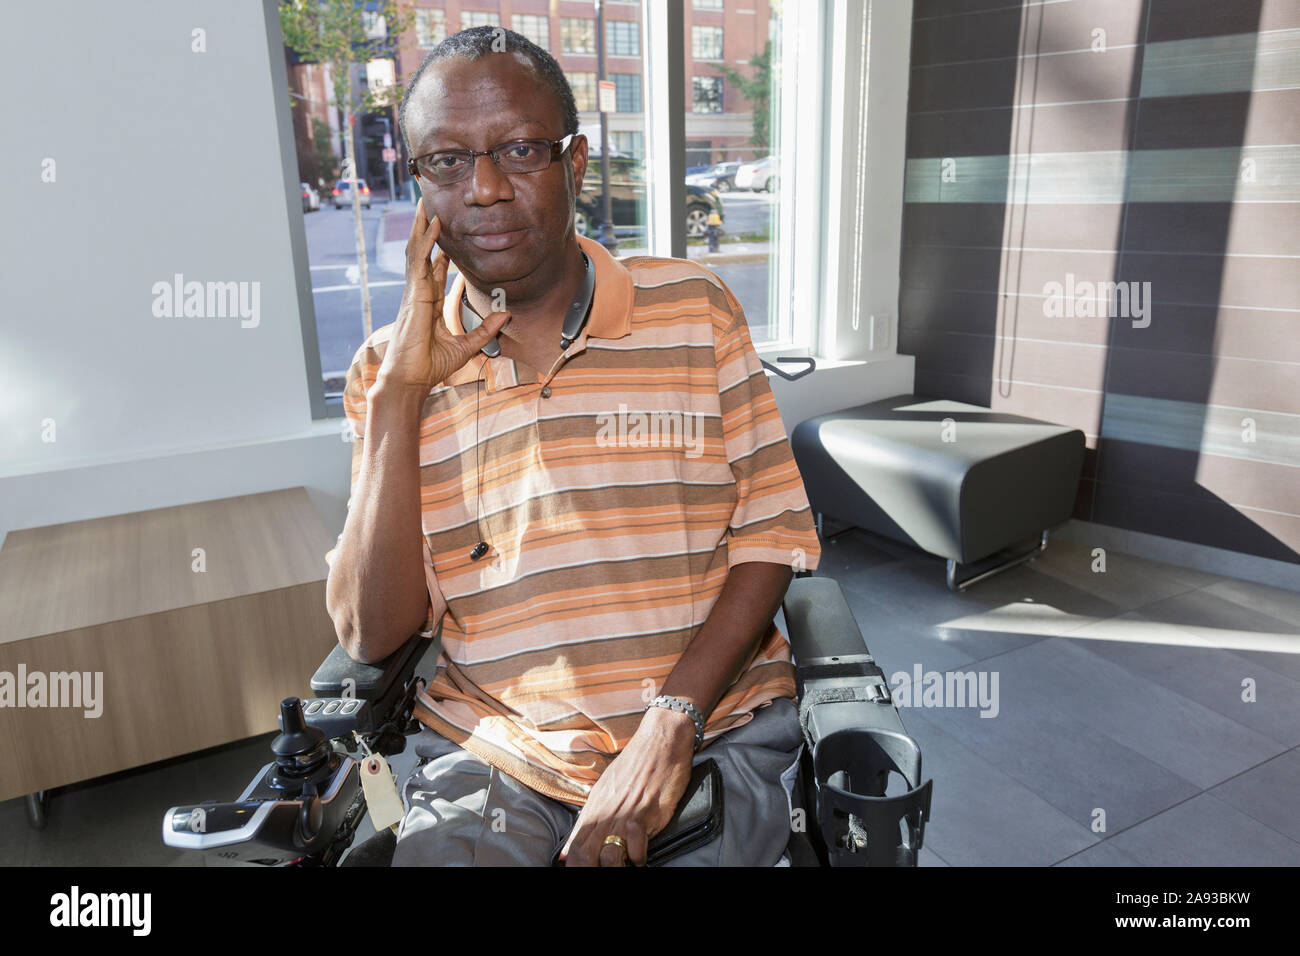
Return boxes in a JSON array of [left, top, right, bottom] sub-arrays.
[[0, 1, 350, 548]]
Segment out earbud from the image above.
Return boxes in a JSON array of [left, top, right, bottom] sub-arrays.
[[469, 541, 489, 560]]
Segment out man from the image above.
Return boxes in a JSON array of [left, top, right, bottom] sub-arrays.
[[324, 27, 821, 867]]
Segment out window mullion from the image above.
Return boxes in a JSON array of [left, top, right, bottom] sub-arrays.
[[643, 0, 686, 259]]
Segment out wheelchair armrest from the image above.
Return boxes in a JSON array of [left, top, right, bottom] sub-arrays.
[[300, 630, 434, 741], [782, 576, 933, 866], [311, 631, 429, 700]]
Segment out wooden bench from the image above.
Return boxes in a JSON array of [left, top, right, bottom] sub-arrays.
[[0, 487, 340, 822]]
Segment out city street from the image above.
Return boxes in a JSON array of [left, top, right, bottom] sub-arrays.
[[305, 190, 781, 392]]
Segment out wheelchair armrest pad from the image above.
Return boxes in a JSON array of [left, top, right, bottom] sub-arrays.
[[782, 576, 874, 663], [782, 576, 910, 743], [310, 631, 430, 700]]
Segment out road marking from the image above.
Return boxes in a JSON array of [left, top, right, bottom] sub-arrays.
[[312, 280, 405, 293]]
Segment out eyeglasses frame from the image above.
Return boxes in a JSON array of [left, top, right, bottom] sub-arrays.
[[406, 133, 577, 186]]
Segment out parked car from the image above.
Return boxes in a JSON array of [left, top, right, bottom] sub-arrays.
[[686, 161, 741, 192], [300, 182, 320, 212], [734, 156, 778, 192], [577, 154, 724, 240], [332, 178, 371, 209]]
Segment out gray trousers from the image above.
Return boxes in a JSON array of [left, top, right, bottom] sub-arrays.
[[390, 697, 804, 867]]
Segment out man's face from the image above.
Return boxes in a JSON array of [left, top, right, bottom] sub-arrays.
[[405, 52, 588, 294]]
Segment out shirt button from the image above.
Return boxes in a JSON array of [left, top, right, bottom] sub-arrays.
[[540, 386, 552, 399]]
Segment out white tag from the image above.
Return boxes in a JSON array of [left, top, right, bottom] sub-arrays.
[[360, 753, 405, 833]]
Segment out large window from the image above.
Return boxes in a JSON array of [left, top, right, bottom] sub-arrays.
[[692, 25, 723, 60], [606, 20, 640, 56], [679, 6, 797, 346], [693, 0, 724, 9], [692, 76, 722, 113], [561, 17, 595, 54], [296, 2, 824, 409], [511, 14, 549, 50], [613, 73, 641, 113]]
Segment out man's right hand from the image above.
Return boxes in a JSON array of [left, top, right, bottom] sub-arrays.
[[375, 197, 511, 398]]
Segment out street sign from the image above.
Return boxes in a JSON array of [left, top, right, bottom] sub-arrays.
[[383, 133, 392, 148], [382, 148, 396, 163], [598, 80, 615, 113]]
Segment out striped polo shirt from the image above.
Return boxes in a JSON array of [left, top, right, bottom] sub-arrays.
[[327, 233, 821, 805]]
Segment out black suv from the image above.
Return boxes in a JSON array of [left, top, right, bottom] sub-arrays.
[[577, 154, 724, 240]]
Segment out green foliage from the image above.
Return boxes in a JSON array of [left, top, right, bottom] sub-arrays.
[[278, 0, 416, 115], [711, 39, 773, 151], [312, 117, 338, 185]]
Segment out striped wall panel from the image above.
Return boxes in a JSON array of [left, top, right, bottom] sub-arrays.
[[899, 0, 1300, 564]]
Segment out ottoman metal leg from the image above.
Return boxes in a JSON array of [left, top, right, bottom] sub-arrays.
[[26, 791, 49, 829], [947, 530, 1049, 591]]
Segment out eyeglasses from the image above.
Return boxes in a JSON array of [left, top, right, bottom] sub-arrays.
[[407, 134, 576, 186]]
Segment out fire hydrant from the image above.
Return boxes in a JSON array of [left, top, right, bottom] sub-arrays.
[[706, 210, 722, 253]]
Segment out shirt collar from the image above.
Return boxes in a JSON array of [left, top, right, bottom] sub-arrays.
[[440, 234, 633, 392]]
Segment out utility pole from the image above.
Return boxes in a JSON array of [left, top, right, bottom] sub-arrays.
[[595, 0, 617, 253]]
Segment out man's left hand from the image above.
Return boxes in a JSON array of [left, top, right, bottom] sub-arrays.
[[559, 705, 697, 866]]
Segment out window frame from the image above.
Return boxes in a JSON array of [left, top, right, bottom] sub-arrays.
[[560, 17, 596, 55], [606, 19, 641, 57], [569, 70, 597, 112], [691, 24, 723, 61], [612, 71, 642, 112], [691, 75, 723, 113]]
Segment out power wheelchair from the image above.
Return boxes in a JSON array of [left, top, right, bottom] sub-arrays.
[[162, 575, 933, 867]]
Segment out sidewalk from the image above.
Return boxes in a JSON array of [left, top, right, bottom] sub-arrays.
[[377, 205, 772, 271]]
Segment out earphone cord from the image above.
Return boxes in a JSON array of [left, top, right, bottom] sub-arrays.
[[474, 353, 490, 547]]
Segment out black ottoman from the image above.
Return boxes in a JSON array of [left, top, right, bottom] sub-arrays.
[[791, 394, 1085, 589]]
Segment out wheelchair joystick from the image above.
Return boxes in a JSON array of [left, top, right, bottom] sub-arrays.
[[270, 698, 331, 791], [162, 696, 363, 864]]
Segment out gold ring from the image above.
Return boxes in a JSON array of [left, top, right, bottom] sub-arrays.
[[602, 834, 628, 853]]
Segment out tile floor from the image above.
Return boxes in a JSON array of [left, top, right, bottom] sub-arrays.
[[3, 529, 1297, 866]]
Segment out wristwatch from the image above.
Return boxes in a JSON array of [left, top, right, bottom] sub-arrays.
[[646, 695, 706, 752]]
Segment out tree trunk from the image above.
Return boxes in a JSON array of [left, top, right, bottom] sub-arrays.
[[343, 109, 373, 340]]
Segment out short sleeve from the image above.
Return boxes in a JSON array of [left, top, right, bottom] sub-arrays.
[[709, 273, 821, 573], [323, 341, 448, 637]]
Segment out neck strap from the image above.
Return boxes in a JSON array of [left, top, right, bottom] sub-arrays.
[[460, 250, 595, 359]]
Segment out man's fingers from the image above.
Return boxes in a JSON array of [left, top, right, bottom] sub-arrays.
[[463, 309, 509, 353], [598, 842, 628, 867], [429, 244, 449, 294], [417, 213, 441, 264], [558, 807, 587, 861], [408, 197, 425, 243], [408, 211, 440, 277], [559, 812, 591, 865], [624, 820, 648, 867]]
